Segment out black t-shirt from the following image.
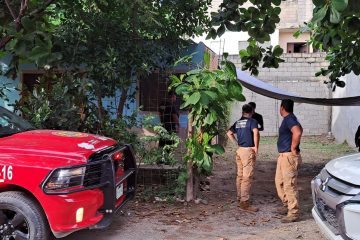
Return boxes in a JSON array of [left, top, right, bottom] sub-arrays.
[[159, 101, 178, 132], [277, 113, 302, 153], [229, 117, 258, 147], [252, 112, 264, 131]]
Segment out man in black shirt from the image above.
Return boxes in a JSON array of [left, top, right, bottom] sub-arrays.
[[275, 99, 303, 223], [249, 102, 264, 131], [227, 104, 260, 212], [158, 91, 180, 147]]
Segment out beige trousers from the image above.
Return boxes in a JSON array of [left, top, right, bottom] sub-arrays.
[[275, 152, 302, 217], [236, 147, 256, 202]]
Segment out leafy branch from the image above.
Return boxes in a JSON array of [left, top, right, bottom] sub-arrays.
[[170, 52, 245, 175]]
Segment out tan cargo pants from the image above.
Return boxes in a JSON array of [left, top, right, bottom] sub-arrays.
[[236, 147, 256, 202], [275, 152, 302, 217]]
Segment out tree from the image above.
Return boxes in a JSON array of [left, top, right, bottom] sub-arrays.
[[208, 0, 359, 88], [0, 0, 61, 77], [304, 0, 360, 88], [170, 53, 245, 201], [49, 0, 212, 119]]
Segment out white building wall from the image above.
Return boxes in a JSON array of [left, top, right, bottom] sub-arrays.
[[331, 73, 360, 147], [228, 53, 331, 136]]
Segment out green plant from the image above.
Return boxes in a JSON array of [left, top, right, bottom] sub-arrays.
[[170, 52, 245, 175]]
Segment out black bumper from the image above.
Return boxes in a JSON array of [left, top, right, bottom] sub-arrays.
[[90, 144, 137, 229]]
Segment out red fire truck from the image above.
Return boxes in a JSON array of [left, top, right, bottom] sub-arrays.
[[0, 106, 136, 239]]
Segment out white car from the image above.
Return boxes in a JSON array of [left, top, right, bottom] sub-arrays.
[[312, 153, 360, 240]]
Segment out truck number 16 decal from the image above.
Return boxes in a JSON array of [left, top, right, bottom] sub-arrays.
[[0, 166, 13, 182]]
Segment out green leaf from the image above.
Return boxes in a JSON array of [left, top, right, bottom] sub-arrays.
[[204, 91, 218, 100], [228, 81, 244, 100], [223, 61, 237, 78], [239, 49, 249, 58], [332, 0, 348, 12], [206, 144, 225, 154], [204, 51, 210, 69], [28, 46, 49, 61], [217, 24, 226, 37], [199, 92, 211, 105], [202, 154, 212, 173], [185, 92, 201, 106], [175, 84, 191, 95], [273, 45, 283, 56], [21, 16, 35, 32], [272, 0, 281, 6], [204, 110, 218, 125], [312, 5, 329, 23], [313, 0, 326, 7], [330, 8, 342, 23]]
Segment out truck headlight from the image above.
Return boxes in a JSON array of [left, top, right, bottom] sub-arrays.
[[43, 167, 86, 193]]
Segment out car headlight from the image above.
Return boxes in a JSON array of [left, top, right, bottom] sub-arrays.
[[43, 167, 86, 193], [337, 194, 360, 240]]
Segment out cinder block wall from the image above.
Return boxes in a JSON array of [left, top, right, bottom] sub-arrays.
[[228, 53, 331, 136]]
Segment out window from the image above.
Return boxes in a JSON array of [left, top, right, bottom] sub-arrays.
[[139, 71, 182, 112], [287, 42, 309, 53]]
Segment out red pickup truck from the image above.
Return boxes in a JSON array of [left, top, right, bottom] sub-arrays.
[[0, 106, 137, 240]]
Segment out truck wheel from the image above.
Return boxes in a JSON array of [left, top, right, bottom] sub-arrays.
[[0, 191, 49, 240]]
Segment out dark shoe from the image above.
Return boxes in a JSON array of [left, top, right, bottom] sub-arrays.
[[275, 206, 288, 215], [239, 201, 259, 212], [281, 215, 299, 223]]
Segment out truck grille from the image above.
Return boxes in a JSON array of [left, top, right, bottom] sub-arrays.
[[315, 198, 340, 235], [84, 163, 104, 187], [84, 144, 120, 187]]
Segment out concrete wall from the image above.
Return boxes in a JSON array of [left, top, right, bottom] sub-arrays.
[[331, 73, 360, 147], [228, 53, 331, 136], [278, 0, 313, 29]]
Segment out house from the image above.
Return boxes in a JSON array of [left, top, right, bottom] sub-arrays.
[[0, 42, 217, 140]]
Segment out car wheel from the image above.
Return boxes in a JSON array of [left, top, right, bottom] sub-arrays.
[[0, 191, 49, 240]]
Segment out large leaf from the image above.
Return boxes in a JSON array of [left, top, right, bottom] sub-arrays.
[[312, 5, 329, 23], [223, 61, 237, 78], [206, 144, 225, 154], [332, 0, 348, 12], [330, 8, 342, 23], [228, 81, 244, 100], [313, 0, 326, 7], [184, 91, 201, 107], [204, 90, 218, 100]]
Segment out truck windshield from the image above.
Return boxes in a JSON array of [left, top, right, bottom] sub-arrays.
[[0, 107, 35, 138]]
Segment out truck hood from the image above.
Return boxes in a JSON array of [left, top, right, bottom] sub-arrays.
[[326, 153, 360, 186], [0, 130, 117, 165]]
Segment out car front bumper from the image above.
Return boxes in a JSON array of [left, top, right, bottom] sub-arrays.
[[312, 207, 344, 240]]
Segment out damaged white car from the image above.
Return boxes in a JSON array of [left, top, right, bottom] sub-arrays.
[[312, 153, 360, 240]]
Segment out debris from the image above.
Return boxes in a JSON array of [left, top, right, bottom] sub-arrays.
[[154, 197, 167, 202]]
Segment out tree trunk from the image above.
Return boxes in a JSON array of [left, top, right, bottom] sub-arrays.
[[117, 87, 128, 118], [96, 93, 104, 128], [186, 116, 194, 202]]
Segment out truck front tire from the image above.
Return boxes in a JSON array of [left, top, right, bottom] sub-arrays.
[[0, 191, 49, 240]]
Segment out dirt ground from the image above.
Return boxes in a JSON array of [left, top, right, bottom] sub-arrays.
[[64, 136, 355, 240]]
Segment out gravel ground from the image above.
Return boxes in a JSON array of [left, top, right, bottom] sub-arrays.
[[63, 136, 355, 240]]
